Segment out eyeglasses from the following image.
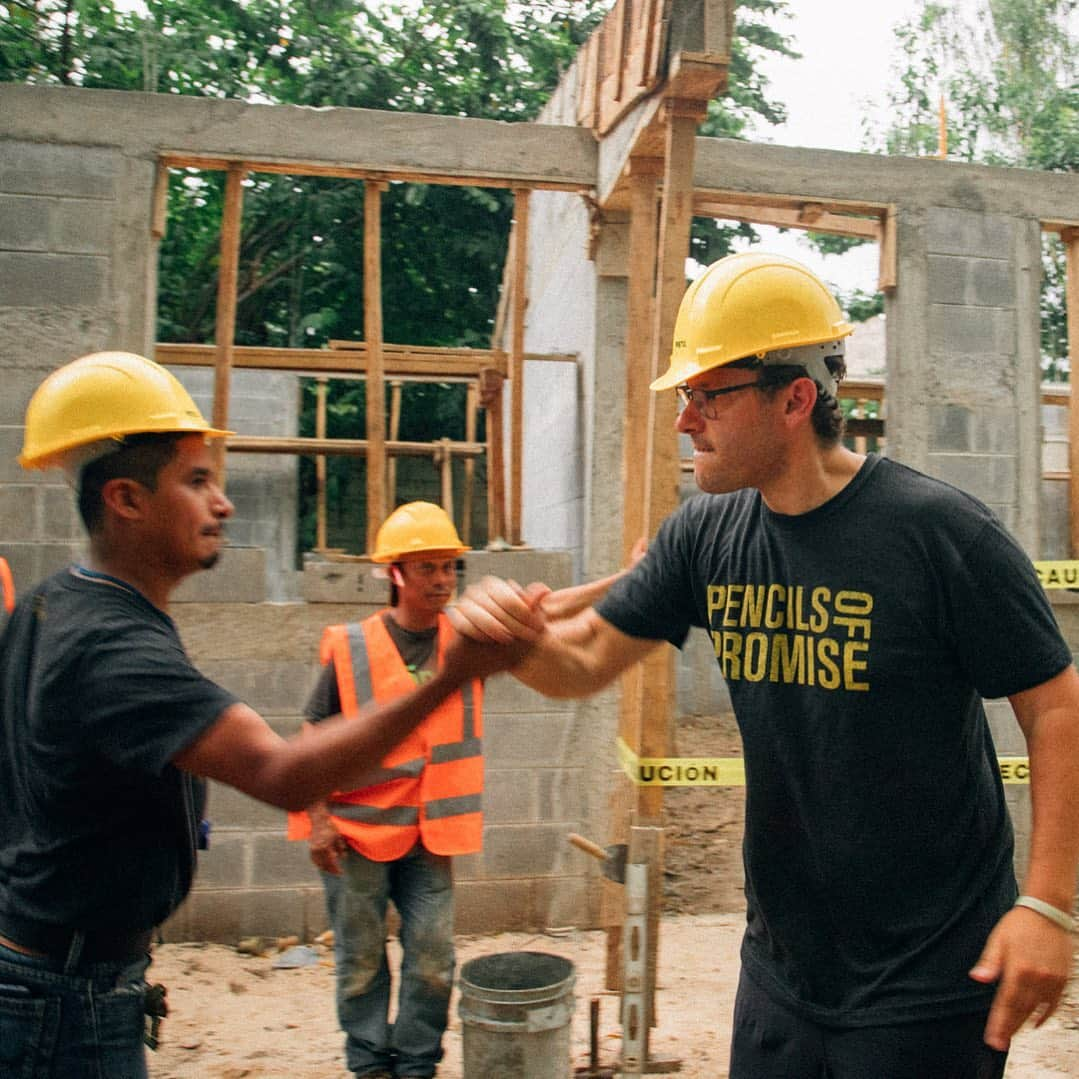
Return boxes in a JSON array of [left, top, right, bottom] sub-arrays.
[[675, 379, 762, 420]]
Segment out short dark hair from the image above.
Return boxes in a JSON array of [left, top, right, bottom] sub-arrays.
[[77, 433, 183, 533], [731, 356, 847, 445]]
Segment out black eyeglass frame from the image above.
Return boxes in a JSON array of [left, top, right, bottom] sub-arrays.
[[675, 378, 763, 419]]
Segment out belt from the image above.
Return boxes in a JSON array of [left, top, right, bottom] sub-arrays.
[[0, 911, 153, 964]]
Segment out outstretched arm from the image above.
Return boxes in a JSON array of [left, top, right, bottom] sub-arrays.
[[174, 632, 527, 811], [971, 663, 1079, 1050]]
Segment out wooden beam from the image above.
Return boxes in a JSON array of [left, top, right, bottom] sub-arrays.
[[462, 381, 478, 546], [1064, 227, 1079, 557], [388, 379, 403, 509], [693, 197, 882, 241], [158, 152, 591, 194], [365, 181, 387, 543], [693, 186, 892, 221], [226, 436, 485, 458], [879, 207, 898, 293], [213, 164, 245, 481], [151, 161, 169, 240], [509, 189, 530, 547], [158, 342, 511, 378], [315, 377, 328, 552]]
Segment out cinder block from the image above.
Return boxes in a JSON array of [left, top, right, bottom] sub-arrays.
[[924, 453, 1017, 506], [0, 141, 118, 199], [303, 560, 388, 603], [0, 194, 50, 250], [0, 543, 35, 595], [41, 485, 83, 540], [482, 823, 570, 878], [161, 886, 316, 943], [463, 550, 573, 591], [193, 658, 317, 715], [482, 673, 573, 714], [251, 832, 321, 887], [483, 769, 537, 822], [0, 367, 56, 424], [194, 832, 250, 888], [926, 208, 1014, 259], [206, 780, 286, 831], [485, 713, 574, 767], [927, 255, 1013, 308], [928, 404, 973, 453], [0, 485, 39, 540], [0, 427, 32, 481], [927, 305, 1015, 358], [50, 199, 113, 255], [536, 767, 584, 821], [454, 876, 588, 934], [172, 546, 267, 603], [0, 252, 108, 307]]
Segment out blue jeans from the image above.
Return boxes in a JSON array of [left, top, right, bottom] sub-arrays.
[[322, 844, 455, 1077], [0, 937, 151, 1079]]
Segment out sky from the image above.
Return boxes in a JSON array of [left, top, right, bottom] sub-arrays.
[[715, 0, 932, 297]]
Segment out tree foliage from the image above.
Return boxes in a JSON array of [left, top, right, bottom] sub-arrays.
[[867, 0, 1077, 378]]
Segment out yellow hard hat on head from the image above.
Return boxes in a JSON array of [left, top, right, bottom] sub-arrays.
[[370, 501, 470, 563], [652, 251, 853, 396], [19, 351, 233, 471]]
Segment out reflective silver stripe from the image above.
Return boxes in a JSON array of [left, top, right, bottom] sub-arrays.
[[430, 737, 482, 764], [425, 793, 482, 820], [349, 756, 426, 788], [329, 803, 419, 825], [461, 679, 475, 740], [346, 622, 373, 702]]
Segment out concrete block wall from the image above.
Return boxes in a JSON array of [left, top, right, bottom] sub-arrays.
[[164, 549, 590, 943]]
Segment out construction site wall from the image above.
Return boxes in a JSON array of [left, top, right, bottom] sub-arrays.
[[3, 84, 1079, 936]]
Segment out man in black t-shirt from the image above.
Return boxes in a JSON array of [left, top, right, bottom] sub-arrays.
[[0, 352, 521, 1079], [449, 253, 1079, 1079]]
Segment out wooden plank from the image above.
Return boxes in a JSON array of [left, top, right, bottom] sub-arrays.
[[388, 380, 403, 509], [437, 438, 454, 518], [226, 436, 485, 457], [213, 164, 245, 481], [1064, 228, 1079, 556], [365, 181, 387, 542], [157, 342, 509, 378], [151, 161, 170, 240], [509, 189, 530, 546], [462, 381, 478, 546], [879, 206, 898, 293], [693, 198, 882, 241], [315, 378, 328, 552], [482, 369, 507, 543], [158, 153, 591, 194], [692, 186, 891, 221]]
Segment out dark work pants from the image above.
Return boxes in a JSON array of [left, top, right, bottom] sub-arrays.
[[730, 969, 1008, 1079]]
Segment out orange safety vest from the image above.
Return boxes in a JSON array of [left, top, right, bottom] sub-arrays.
[[287, 611, 483, 860]]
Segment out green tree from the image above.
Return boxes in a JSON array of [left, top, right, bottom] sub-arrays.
[[868, 0, 1077, 377]]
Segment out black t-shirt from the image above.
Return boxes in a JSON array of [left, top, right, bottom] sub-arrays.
[[597, 455, 1072, 1026], [0, 569, 238, 934], [305, 612, 438, 722]]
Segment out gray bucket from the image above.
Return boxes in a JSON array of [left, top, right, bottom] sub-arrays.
[[458, 951, 576, 1079]]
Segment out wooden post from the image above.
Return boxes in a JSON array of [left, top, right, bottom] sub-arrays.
[[462, 381, 478, 545], [509, 188, 530, 546], [1064, 228, 1079, 556], [438, 438, 454, 518], [315, 377, 328, 552], [607, 158, 661, 991], [212, 164, 245, 481], [480, 368, 507, 545], [388, 379, 403, 508], [626, 98, 704, 1054], [364, 182, 387, 546], [151, 162, 170, 240]]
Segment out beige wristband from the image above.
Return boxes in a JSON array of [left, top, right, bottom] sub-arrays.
[[1014, 895, 1075, 932]]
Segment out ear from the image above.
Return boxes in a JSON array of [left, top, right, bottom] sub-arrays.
[[390, 565, 405, 588], [783, 376, 819, 425], [99, 477, 147, 522]]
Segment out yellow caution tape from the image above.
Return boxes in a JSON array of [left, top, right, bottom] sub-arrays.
[[1033, 560, 1079, 589], [618, 738, 1030, 786]]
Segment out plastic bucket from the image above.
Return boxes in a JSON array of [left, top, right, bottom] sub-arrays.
[[458, 951, 576, 1079]]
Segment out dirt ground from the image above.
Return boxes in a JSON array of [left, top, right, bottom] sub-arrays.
[[150, 714, 1079, 1078]]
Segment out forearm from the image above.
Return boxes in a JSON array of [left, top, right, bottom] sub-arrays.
[[1021, 706, 1079, 910]]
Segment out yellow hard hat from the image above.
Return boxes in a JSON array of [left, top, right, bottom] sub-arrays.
[[19, 351, 233, 471], [651, 251, 853, 394], [370, 501, 470, 563]]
